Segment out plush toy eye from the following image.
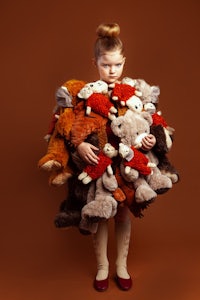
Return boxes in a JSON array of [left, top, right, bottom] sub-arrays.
[[136, 132, 139, 135]]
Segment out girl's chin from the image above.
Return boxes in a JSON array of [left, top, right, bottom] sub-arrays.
[[103, 78, 119, 84]]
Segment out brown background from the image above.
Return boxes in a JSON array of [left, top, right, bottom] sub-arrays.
[[1, 0, 199, 299]]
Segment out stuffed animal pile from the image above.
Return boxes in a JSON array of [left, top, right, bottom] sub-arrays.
[[38, 77, 179, 233]]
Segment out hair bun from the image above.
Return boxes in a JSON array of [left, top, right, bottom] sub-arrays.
[[96, 23, 120, 38]]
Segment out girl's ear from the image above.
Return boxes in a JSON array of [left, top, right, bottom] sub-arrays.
[[92, 58, 97, 67], [123, 56, 126, 65]]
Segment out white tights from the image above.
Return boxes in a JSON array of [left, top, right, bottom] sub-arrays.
[[93, 205, 131, 280]]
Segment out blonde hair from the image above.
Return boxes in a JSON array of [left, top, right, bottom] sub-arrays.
[[94, 23, 124, 60]]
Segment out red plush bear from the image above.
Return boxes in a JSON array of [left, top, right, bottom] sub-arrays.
[[78, 80, 117, 120], [111, 78, 143, 112], [118, 143, 155, 176], [78, 143, 118, 184]]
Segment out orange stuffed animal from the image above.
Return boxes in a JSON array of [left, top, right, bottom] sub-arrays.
[[38, 79, 86, 186]]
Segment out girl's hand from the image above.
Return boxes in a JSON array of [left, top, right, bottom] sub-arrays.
[[141, 134, 156, 151], [77, 142, 99, 164]]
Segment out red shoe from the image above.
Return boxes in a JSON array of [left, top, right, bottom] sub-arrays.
[[115, 275, 132, 291], [94, 277, 109, 292]]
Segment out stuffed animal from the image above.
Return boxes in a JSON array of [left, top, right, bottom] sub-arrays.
[[150, 124, 179, 184], [111, 108, 172, 203], [78, 142, 118, 184], [54, 162, 126, 235], [38, 79, 86, 186], [54, 175, 92, 231], [79, 171, 123, 234], [135, 79, 179, 184], [78, 80, 117, 120], [118, 142, 156, 176], [54, 133, 100, 233], [134, 78, 160, 106], [111, 77, 143, 112]]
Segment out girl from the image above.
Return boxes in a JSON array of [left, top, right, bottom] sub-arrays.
[[75, 23, 156, 291]]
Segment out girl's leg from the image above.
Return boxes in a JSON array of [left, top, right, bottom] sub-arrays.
[[93, 220, 109, 281], [114, 205, 132, 289]]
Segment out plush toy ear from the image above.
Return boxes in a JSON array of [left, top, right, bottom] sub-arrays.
[[56, 87, 73, 107], [111, 116, 125, 137], [77, 92, 83, 98], [151, 86, 160, 103]]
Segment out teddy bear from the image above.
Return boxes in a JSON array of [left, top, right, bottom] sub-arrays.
[[38, 79, 86, 186], [77, 141, 126, 214], [54, 167, 126, 235], [53, 132, 125, 233], [118, 142, 156, 176], [78, 142, 118, 184], [111, 108, 173, 203], [150, 124, 179, 184], [136, 80, 179, 184], [77, 80, 117, 120], [111, 77, 143, 113], [79, 171, 124, 234], [134, 78, 160, 106]]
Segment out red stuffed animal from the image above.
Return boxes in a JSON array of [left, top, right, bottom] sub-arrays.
[[118, 143, 156, 176], [78, 143, 118, 184]]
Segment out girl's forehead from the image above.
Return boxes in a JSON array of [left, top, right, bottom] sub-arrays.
[[98, 51, 124, 63]]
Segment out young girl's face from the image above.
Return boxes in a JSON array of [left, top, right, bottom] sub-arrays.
[[95, 50, 125, 84]]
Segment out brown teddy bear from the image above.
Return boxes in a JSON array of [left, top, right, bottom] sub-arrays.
[[38, 79, 86, 186]]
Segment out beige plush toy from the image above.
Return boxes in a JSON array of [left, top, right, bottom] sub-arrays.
[[79, 171, 125, 234], [111, 109, 172, 203]]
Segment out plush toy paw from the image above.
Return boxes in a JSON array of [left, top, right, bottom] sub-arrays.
[[54, 211, 81, 228], [161, 171, 179, 184], [50, 172, 72, 186], [79, 218, 98, 234], [81, 196, 118, 221], [135, 185, 157, 203], [78, 172, 92, 184], [120, 163, 139, 182], [40, 160, 62, 171], [148, 173, 172, 194]]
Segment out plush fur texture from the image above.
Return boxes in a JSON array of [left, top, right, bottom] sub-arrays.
[[78, 143, 118, 184], [111, 82, 143, 113], [80, 172, 118, 233], [119, 143, 154, 176], [40, 77, 179, 228], [134, 78, 160, 105], [78, 80, 117, 120], [151, 124, 179, 183], [38, 79, 86, 186], [54, 133, 100, 233], [111, 109, 172, 203]]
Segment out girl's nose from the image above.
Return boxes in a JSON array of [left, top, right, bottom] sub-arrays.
[[110, 66, 115, 73]]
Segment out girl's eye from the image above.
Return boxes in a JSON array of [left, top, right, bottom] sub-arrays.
[[116, 64, 122, 67]]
